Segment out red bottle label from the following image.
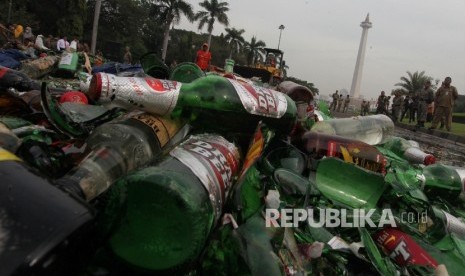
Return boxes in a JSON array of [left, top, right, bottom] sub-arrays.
[[170, 135, 240, 220], [145, 78, 178, 93], [228, 79, 288, 118], [374, 228, 438, 268]]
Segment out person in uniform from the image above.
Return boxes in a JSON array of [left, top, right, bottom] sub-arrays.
[[329, 90, 339, 111], [336, 94, 344, 112], [342, 95, 350, 113], [391, 91, 404, 123], [426, 102, 434, 123], [416, 80, 435, 127], [429, 77, 458, 131], [360, 100, 367, 116], [376, 91, 387, 114], [400, 95, 411, 122]]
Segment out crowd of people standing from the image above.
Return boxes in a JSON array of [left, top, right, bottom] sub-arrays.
[[327, 77, 459, 132], [374, 77, 458, 131], [329, 90, 351, 113]]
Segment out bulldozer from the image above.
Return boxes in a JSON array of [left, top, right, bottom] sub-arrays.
[[233, 48, 285, 85]]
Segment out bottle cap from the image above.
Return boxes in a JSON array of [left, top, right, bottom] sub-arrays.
[[87, 73, 102, 101], [424, 154, 436, 165], [59, 91, 88, 105]]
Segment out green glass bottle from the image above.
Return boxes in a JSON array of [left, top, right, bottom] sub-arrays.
[[169, 62, 205, 83], [421, 163, 465, 202], [101, 134, 240, 272], [380, 136, 436, 165], [87, 73, 297, 140], [425, 206, 465, 242]]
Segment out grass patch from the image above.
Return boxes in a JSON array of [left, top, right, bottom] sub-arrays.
[[453, 113, 465, 117], [399, 118, 465, 136]]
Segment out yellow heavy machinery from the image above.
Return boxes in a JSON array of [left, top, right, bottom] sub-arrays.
[[233, 48, 285, 85]]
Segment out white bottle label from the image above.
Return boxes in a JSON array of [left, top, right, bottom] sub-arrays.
[[170, 135, 240, 220], [328, 236, 350, 250], [99, 73, 181, 116], [443, 210, 465, 237], [227, 79, 288, 118], [59, 52, 73, 66]]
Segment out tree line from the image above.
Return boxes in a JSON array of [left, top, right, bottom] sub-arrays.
[[0, 0, 319, 93]]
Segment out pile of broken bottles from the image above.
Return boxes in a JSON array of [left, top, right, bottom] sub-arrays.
[[0, 52, 465, 276]]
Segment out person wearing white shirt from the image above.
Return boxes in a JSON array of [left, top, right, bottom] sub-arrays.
[[69, 37, 78, 51], [56, 36, 68, 52], [35, 34, 49, 50]]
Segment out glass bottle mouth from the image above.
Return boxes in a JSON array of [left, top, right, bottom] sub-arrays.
[[88, 72, 103, 101], [424, 154, 436, 165]]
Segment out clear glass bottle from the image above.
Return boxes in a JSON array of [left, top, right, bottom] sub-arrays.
[[57, 112, 189, 201], [310, 114, 394, 145]]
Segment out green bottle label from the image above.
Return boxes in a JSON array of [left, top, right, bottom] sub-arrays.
[[228, 79, 288, 118], [170, 134, 240, 220]]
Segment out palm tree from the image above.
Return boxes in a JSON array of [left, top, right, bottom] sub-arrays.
[[151, 0, 194, 62], [90, 0, 102, 54], [395, 71, 433, 95], [195, 0, 229, 48], [244, 36, 266, 65], [224, 27, 245, 59]]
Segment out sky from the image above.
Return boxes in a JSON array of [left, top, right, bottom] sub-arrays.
[[178, 0, 465, 99]]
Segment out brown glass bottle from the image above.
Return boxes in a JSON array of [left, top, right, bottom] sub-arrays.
[[298, 131, 387, 174]]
